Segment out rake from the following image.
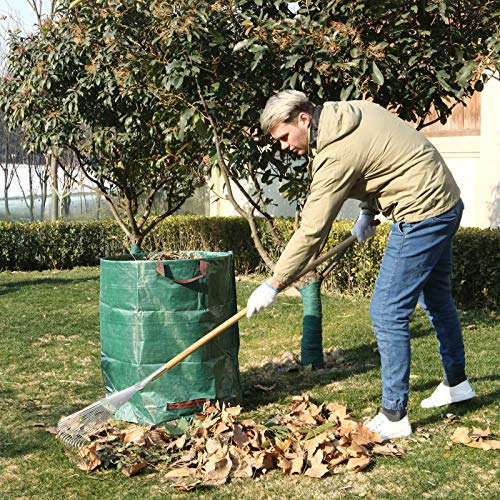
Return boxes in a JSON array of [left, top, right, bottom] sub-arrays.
[[57, 232, 361, 449]]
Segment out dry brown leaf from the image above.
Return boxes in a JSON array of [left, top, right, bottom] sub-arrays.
[[253, 450, 277, 470], [276, 454, 292, 474], [121, 424, 149, 445], [205, 438, 221, 456], [351, 423, 376, 446], [309, 449, 324, 467], [77, 444, 101, 472], [304, 462, 329, 478], [481, 440, 500, 450], [164, 467, 197, 480], [228, 447, 254, 478], [221, 405, 242, 422], [212, 420, 229, 437], [371, 443, 405, 457], [471, 427, 491, 438], [328, 452, 349, 467], [122, 461, 148, 477], [254, 384, 276, 392], [145, 429, 165, 446], [174, 435, 187, 450], [304, 432, 329, 455], [345, 456, 371, 473], [204, 455, 232, 483], [289, 455, 305, 475], [233, 424, 250, 449], [275, 437, 293, 453], [325, 402, 348, 419], [171, 479, 203, 491], [451, 427, 473, 445]]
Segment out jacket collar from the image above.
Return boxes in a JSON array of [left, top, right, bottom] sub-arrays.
[[308, 105, 323, 156]]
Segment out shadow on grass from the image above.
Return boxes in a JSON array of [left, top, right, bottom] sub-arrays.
[[239, 339, 381, 410], [0, 276, 99, 295]]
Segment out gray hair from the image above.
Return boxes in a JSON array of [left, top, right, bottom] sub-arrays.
[[260, 90, 314, 133]]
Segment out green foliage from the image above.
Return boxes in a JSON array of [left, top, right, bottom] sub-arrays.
[[142, 216, 261, 273], [146, 0, 499, 267], [452, 227, 500, 311], [0, 218, 497, 310], [0, 220, 125, 270], [0, 0, 208, 244]]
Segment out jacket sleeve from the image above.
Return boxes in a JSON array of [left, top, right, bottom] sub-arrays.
[[272, 157, 357, 285]]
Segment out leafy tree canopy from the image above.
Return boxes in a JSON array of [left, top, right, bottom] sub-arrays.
[[0, 0, 209, 244]]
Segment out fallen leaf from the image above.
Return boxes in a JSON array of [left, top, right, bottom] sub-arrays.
[[122, 462, 148, 477], [233, 424, 250, 449], [304, 462, 329, 478], [289, 454, 305, 475], [174, 435, 187, 450], [171, 479, 203, 491], [345, 456, 371, 472], [481, 440, 500, 450], [164, 467, 197, 479], [204, 455, 232, 483], [471, 427, 491, 438], [121, 424, 149, 445], [205, 438, 221, 456], [254, 384, 276, 392], [451, 427, 473, 445], [276, 454, 292, 474], [371, 443, 405, 457], [77, 444, 101, 472]]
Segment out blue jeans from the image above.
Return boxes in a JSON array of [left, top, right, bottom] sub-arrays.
[[370, 200, 465, 411]]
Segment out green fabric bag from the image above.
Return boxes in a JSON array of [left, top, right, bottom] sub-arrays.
[[99, 251, 241, 425]]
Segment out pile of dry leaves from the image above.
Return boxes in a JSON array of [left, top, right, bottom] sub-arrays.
[[144, 251, 203, 261], [70, 395, 404, 490]]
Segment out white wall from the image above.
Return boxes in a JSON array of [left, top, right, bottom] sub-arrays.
[[428, 78, 500, 228], [211, 78, 500, 228]]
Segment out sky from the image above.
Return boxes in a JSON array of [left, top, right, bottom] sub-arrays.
[[0, 0, 51, 54]]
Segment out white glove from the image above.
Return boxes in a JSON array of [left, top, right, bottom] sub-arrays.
[[351, 210, 376, 242], [246, 281, 278, 318]]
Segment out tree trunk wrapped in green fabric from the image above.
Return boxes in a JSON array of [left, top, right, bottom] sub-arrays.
[[298, 279, 324, 368]]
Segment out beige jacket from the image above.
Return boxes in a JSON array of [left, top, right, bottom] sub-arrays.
[[273, 100, 461, 285]]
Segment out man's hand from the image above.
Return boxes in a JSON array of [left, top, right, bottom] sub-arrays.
[[351, 210, 376, 242], [246, 281, 278, 318]]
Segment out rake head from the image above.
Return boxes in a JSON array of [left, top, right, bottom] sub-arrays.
[[56, 384, 140, 449]]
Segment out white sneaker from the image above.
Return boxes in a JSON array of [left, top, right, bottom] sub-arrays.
[[420, 379, 476, 408], [366, 412, 412, 441]]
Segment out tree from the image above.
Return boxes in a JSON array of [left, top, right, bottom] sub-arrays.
[[0, 0, 209, 246], [147, 0, 499, 365], [0, 111, 24, 217]]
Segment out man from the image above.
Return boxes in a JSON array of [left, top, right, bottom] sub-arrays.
[[246, 90, 476, 440]]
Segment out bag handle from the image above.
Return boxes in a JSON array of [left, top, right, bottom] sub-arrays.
[[155, 260, 208, 284]]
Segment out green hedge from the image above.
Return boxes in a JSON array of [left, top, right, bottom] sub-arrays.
[[0, 217, 498, 310]]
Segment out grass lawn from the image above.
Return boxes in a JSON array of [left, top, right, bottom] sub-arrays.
[[0, 267, 498, 499]]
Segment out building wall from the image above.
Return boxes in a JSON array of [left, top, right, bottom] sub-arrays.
[[208, 77, 500, 228], [425, 78, 499, 228]]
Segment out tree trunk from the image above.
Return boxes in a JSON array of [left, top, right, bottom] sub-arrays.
[[298, 280, 324, 367], [50, 153, 59, 221], [96, 193, 101, 220], [3, 187, 10, 216], [28, 166, 35, 221]]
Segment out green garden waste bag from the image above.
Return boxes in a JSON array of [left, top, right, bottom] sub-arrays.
[[99, 251, 241, 425]]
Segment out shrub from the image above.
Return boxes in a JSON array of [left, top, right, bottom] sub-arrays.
[[0, 218, 497, 310]]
